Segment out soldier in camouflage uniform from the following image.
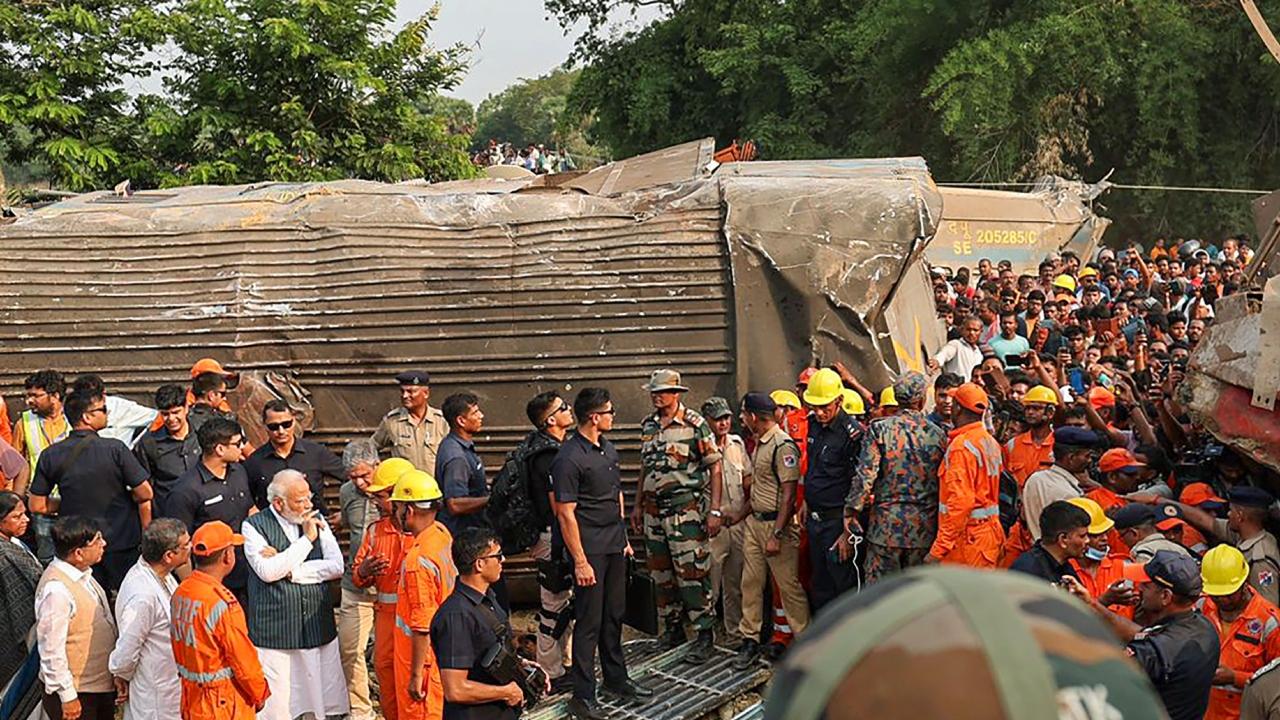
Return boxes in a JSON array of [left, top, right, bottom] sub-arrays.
[[632, 369, 723, 664], [844, 372, 947, 583]]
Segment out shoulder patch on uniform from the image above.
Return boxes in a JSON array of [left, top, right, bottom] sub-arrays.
[[384, 408, 401, 419], [1250, 619, 1265, 635], [1262, 569, 1276, 587], [781, 453, 798, 468]]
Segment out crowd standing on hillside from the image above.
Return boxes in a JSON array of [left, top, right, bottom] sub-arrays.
[[0, 234, 1279, 720]]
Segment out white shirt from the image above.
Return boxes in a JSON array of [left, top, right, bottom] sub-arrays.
[[100, 395, 160, 449], [1022, 465, 1083, 540], [109, 558, 180, 720], [933, 338, 984, 378], [242, 508, 344, 585], [34, 559, 116, 702]]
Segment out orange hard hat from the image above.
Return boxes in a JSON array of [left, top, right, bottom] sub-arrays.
[[1087, 386, 1115, 409]]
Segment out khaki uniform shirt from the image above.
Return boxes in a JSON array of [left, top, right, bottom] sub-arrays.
[[1131, 533, 1193, 563], [371, 406, 448, 474], [1244, 658, 1280, 720], [718, 434, 749, 518], [1216, 519, 1280, 607], [749, 425, 800, 515]]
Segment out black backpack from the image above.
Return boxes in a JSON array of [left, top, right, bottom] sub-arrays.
[[486, 431, 559, 555]]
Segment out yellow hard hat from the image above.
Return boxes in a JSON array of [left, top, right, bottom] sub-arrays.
[[1079, 267, 1099, 279], [877, 387, 897, 408], [802, 368, 843, 406], [390, 469, 443, 504], [1022, 385, 1058, 406], [770, 389, 802, 409], [1067, 497, 1114, 535], [1201, 544, 1250, 596], [1052, 274, 1077, 293], [842, 388, 866, 416], [368, 457, 414, 493]]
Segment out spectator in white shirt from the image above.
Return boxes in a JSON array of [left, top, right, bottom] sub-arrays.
[[34, 516, 119, 720], [109, 518, 189, 720], [929, 316, 985, 378]]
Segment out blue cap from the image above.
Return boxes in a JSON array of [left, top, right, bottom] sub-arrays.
[[1229, 486, 1274, 509], [1111, 503, 1157, 529], [395, 370, 431, 386], [1053, 427, 1104, 449], [1123, 268, 1140, 279], [741, 392, 777, 414], [1125, 550, 1203, 597]]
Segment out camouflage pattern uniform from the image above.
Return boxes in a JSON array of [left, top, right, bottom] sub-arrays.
[[845, 372, 947, 583], [641, 404, 722, 635]]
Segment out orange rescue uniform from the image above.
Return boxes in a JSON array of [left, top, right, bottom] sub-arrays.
[[170, 571, 269, 720], [1002, 430, 1054, 489], [1085, 486, 1129, 557], [395, 522, 458, 720], [1201, 591, 1280, 720], [353, 517, 411, 720], [1069, 552, 1135, 619], [929, 421, 1005, 567]]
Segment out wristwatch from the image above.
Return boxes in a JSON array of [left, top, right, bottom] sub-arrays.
[[771, 527, 784, 539], [709, 509, 724, 519]]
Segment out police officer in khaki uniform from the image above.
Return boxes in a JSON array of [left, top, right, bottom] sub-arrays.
[[1176, 486, 1280, 606], [734, 392, 809, 670], [1243, 658, 1280, 720], [370, 370, 448, 474]]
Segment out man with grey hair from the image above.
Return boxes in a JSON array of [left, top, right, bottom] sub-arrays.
[[336, 439, 381, 720], [242, 469, 348, 720], [109, 517, 188, 720]]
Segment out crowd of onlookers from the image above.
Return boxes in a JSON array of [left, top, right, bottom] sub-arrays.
[[471, 139, 578, 174]]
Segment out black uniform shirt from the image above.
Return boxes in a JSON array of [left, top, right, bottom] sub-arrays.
[[437, 433, 489, 536], [134, 427, 200, 511], [552, 431, 626, 555], [242, 438, 344, 512], [163, 461, 256, 590], [31, 429, 149, 551], [430, 582, 519, 720], [805, 410, 864, 511], [1009, 543, 1079, 585], [1127, 610, 1220, 720]]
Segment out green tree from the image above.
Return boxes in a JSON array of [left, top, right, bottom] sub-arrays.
[[474, 68, 606, 164], [0, 0, 168, 190], [557, 0, 1280, 235]]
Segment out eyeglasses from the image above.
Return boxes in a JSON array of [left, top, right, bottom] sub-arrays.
[[265, 420, 294, 432], [592, 409, 616, 416], [478, 551, 505, 563], [25, 390, 49, 400], [86, 406, 108, 416], [555, 403, 572, 414]]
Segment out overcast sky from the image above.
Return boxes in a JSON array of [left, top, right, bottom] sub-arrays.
[[402, 0, 659, 105]]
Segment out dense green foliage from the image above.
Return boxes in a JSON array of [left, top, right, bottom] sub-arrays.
[[0, 0, 477, 190], [473, 68, 606, 163], [555, 0, 1280, 234]]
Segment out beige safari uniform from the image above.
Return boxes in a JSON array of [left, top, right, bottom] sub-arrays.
[[738, 424, 810, 640], [710, 434, 749, 641], [370, 406, 448, 474], [1243, 657, 1280, 720], [1216, 519, 1280, 606]]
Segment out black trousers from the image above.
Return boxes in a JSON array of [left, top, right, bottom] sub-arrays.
[[43, 692, 116, 720], [571, 552, 628, 700]]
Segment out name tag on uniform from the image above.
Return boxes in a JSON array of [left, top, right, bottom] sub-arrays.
[[204, 494, 224, 506]]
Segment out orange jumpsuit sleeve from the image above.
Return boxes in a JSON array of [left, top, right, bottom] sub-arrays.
[[404, 559, 445, 633], [930, 437, 978, 559], [219, 602, 270, 708], [352, 526, 378, 589]]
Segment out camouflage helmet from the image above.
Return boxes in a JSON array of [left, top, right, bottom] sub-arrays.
[[765, 567, 1166, 720]]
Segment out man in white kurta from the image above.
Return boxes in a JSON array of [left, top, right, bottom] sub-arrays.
[[108, 518, 187, 720], [242, 470, 348, 720]]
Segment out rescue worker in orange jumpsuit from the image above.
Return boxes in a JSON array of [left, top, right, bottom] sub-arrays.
[[170, 520, 269, 720], [998, 385, 1058, 566], [393, 469, 459, 720], [351, 457, 415, 720], [926, 383, 1005, 567], [1199, 545, 1280, 720], [1066, 497, 1136, 620]]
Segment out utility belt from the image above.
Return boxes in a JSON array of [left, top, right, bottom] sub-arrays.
[[807, 506, 844, 522], [753, 511, 779, 522]]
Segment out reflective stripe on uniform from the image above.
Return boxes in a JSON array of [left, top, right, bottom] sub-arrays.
[[938, 503, 949, 514], [971, 505, 1000, 519], [418, 555, 440, 580], [377, 592, 398, 605], [177, 665, 234, 684], [395, 615, 414, 638], [204, 600, 227, 634]]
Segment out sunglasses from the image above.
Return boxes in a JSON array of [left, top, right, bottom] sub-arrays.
[[479, 551, 505, 563], [592, 409, 616, 416], [266, 420, 294, 432], [556, 403, 572, 414]]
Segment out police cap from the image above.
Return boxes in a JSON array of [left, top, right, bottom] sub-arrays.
[[395, 370, 431, 386], [1052, 427, 1103, 450], [742, 392, 777, 414], [1110, 503, 1157, 530], [1230, 486, 1274, 509]]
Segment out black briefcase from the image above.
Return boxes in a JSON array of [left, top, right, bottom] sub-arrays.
[[624, 558, 660, 636]]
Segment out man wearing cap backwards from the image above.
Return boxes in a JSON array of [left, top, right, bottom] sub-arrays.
[[800, 368, 864, 609], [844, 372, 946, 583], [1199, 545, 1280, 720], [372, 370, 449, 477], [1170, 486, 1280, 606], [350, 456, 413, 720], [701, 396, 749, 649], [925, 382, 1005, 568], [1067, 549, 1220, 720], [170, 520, 269, 720], [734, 392, 808, 670], [241, 469, 348, 720], [633, 369, 723, 664], [1113, 504, 1193, 563], [392, 469, 457, 720]]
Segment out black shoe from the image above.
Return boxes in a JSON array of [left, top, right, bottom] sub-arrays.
[[549, 675, 574, 695], [567, 697, 608, 720], [763, 641, 787, 662], [684, 630, 716, 664], [733, 639, 760, 670], [657, 629, 683, 650], [604, 678, 655, 699]]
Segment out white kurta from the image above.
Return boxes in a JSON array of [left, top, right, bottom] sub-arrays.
[[242, 509, 348, 720], [109, 558, 181, 720]]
